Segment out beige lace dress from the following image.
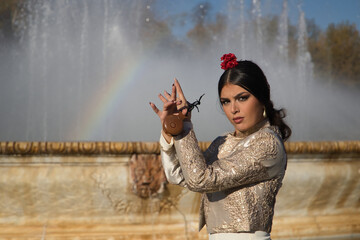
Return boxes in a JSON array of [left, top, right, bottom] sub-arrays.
[[160, 119, 286, 239]]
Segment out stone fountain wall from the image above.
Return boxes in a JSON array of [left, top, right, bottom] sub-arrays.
[[0, 141, 359, 240]]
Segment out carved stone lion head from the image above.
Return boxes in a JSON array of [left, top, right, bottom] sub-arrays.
[[129, 154, 166, 198]]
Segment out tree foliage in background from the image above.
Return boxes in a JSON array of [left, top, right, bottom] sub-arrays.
[[0, 0, 20, 41], [186, 2, 226, 52], [0, 0, 359, 85], [308, 22, 360, 85], [137, 1, 179, 53]]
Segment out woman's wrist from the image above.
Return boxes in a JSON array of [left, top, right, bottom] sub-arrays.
[[161, 129, 173, 144]]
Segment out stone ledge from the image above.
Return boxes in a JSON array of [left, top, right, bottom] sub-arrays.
[[0, 141, 359, 156], [272, 214, 360, 239], [0, 223, 208, 240], [0, 214, 359, 240]]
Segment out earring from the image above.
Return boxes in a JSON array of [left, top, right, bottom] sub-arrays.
[[263, 109, 267, 118]]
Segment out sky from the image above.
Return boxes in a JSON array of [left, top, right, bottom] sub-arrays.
[[155, 0, 360, 37], [300, 0, 360, 30]]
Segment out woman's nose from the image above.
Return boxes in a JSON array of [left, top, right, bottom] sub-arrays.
[[231, 102, 239, 114]]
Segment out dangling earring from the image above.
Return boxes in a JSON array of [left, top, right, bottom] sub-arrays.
[[263, 108, 267, 118]]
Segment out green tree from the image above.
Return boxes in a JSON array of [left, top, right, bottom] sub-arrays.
[[308, 22, 360, 85], [326, 22, 360, 84], [308, 31, 331, 81]]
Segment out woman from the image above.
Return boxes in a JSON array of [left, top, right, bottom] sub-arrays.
[[149, 53, 291, 240]]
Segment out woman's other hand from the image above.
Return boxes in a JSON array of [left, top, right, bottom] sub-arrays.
[[149, 78, 189, 142], [149, 84, 177, 126], [149, 78, 190, 124]]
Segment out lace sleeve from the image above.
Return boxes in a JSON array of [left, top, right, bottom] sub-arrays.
[[159, 132, 186, 186], [174, 127, 286, 193]]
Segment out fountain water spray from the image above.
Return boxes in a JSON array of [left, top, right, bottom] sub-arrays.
[[1, 0, 359, 142]]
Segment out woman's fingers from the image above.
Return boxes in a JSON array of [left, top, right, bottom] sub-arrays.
[[174, 78, 189, 115], [163, 84, 176, 102], [149, 102, 161, 117], [149, 100, 178, 123], [174, 78, 186, 100], [159, 80, 181, 104], [163, 100, 176, 110], [151, 79, 186, 121], [163, 90, 172, 101], [158, 93, 168, 103], [171, 83, 176, 101]]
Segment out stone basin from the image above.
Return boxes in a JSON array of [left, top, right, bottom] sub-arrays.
[[0, 141, 359, 239]]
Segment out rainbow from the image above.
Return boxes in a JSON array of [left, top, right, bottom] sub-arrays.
[[72, 29, 170, 140], [73, 55, 143, 140]]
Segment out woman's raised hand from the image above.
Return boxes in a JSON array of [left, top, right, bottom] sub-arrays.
[[149, 78, 187, 125], [149, 78, 190, 141]]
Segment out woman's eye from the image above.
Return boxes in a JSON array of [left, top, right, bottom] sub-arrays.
[[221, 100, 229, 105], [238, 95, 249, 101]]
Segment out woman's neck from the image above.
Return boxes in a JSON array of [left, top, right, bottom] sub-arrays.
[[234, 118, 268, 138]]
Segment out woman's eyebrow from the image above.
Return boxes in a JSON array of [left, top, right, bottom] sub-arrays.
[[221, 92, 248, 100], [234, 92, 248, 98]]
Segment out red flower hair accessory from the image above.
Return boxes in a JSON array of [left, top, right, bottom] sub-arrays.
[[220, 53, 238, 70]]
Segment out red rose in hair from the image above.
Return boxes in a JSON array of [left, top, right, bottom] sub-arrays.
[[220, 53, 238, 70]]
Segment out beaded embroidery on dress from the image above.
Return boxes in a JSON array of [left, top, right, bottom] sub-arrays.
[[173, 120, 286, 233]]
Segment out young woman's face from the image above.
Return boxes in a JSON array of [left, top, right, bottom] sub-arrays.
[[220, 83, 265, 135]]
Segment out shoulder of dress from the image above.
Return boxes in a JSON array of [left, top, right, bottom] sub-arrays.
[[236, 128, 286, 167], [247, 126, 284, 149], [254, 125, 281, 139]]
